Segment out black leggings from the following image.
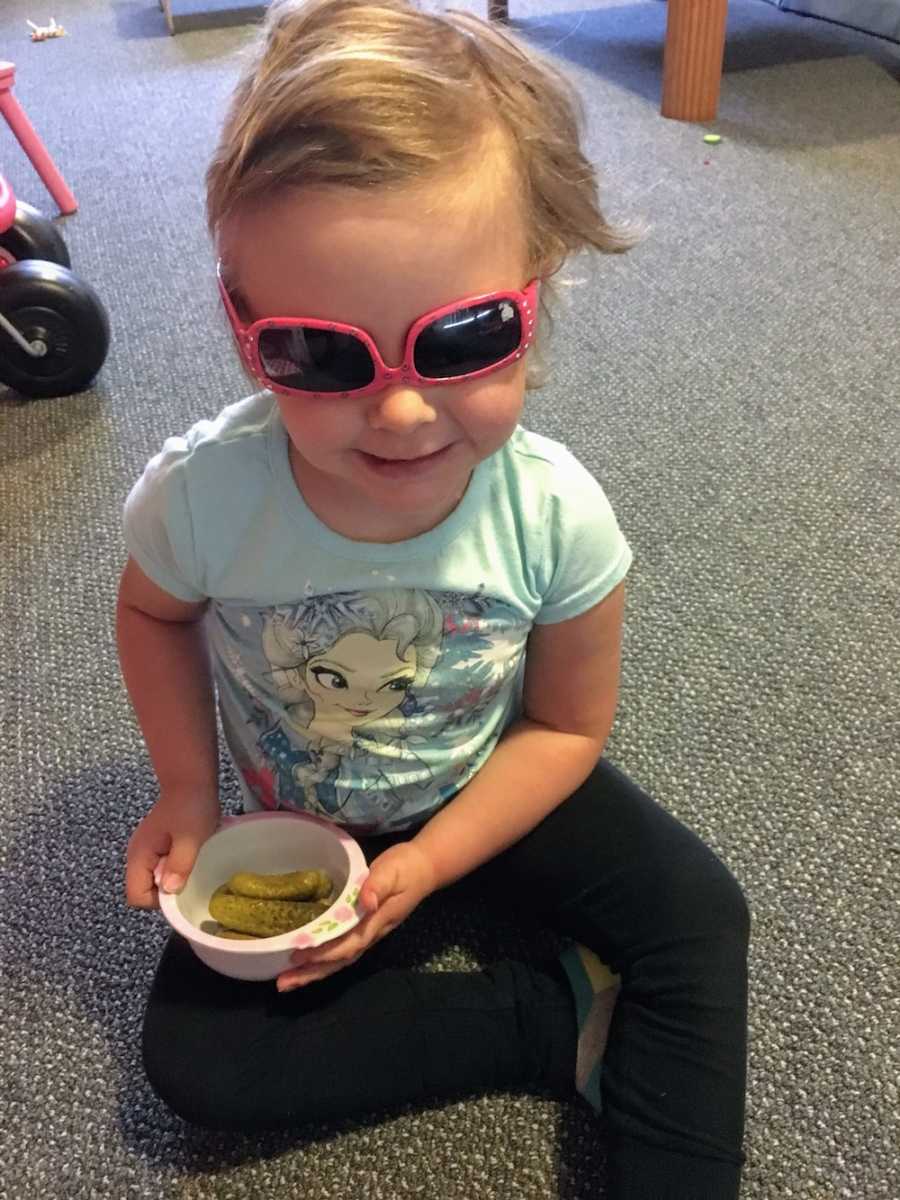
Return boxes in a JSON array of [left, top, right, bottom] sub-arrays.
[[143, 760, 749, 1198]]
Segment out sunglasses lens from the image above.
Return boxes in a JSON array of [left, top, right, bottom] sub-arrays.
[[257, 326, 376, 393], [414, 298, 523, 380]]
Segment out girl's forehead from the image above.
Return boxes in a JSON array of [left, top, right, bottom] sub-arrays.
[[223, 177, 529, 322]]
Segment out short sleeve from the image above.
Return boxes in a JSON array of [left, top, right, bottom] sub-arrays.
[[534, 454, 632, 625], [122, 436, 207, 603]]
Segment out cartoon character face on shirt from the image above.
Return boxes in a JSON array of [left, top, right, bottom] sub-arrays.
[[260, 588, 445, 747], [304, 631, 417, 741]]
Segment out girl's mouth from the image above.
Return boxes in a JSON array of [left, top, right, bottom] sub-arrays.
[[357, 443, 455, 478]]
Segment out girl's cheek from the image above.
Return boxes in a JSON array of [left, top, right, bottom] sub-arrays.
[[461, 398, 523, 443], [459, 369, 526, 421]]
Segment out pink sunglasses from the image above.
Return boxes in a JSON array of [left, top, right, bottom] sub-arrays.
[[217, 263, 539, 400]]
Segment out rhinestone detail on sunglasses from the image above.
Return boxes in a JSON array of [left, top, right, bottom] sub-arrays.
[[217, 262, 540, 400]]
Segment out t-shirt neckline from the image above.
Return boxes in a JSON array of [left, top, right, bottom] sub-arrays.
[[267, 409, 493, 562]]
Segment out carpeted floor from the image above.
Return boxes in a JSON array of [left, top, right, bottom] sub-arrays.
[[1, 1, 898, 1197]]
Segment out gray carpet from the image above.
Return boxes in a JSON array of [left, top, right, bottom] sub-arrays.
[[1, 1, 898, 1197]]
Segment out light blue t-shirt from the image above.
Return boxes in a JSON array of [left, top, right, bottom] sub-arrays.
[[124, 392, 632, 834]]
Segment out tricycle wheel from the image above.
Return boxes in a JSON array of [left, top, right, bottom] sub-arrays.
[[0, 260, 110, 399], [0, 202, 71, 269]]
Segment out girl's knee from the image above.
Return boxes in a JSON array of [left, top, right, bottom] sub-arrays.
[[142, 1007, 250, 1129], [638, 843, 750, 962], [692, 854, 750, 944], [142, 1024, 216, 1128], [674, 852, 751, 963], [624, 856, 750, 1008], [142, 1002, 329, 1131]]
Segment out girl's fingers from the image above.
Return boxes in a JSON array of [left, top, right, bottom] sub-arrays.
[[292, 923, 372, 967], [278, 966, 330, 990], [278, 870, 416, 991], [126, 848, 165, 908], [278, 952, 362, 991], [289, 905, 399, 972], [126, 866, 159, 909]]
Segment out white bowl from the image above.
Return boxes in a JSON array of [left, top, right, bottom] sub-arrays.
[[158, 811, 369, 980]]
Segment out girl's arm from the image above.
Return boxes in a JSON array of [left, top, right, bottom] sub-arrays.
[[117, 557, 220, 904], [117, 557, 217, 796], [412, 580, 625, 889]]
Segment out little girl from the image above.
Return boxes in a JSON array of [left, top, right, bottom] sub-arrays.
[[118, 1, 749, 1195]]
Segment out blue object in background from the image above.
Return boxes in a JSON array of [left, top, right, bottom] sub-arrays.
[[762, 0, 900, 44]]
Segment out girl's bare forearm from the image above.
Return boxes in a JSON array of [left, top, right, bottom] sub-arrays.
[[116, 602, 219, 801], [412, 717, 606, 890]]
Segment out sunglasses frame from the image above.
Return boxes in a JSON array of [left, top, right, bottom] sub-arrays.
[[217, 262, 540, 400]]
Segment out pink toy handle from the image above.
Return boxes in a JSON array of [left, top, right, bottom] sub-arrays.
[[0, 173, 15, 233], [0, 62, 77, 215]]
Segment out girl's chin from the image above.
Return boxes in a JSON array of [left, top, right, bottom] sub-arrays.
[[363, 470, 471, 508]]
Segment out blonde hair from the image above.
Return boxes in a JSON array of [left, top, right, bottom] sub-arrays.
[[206, 0, 646, 386]]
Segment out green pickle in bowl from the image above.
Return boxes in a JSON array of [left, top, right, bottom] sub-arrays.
[[208, 870, 334, 939], [228, 868, 332, 901]]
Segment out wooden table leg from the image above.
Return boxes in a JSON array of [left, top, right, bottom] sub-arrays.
[[486, 0, 726, 123], [661, 0, 729, 121]]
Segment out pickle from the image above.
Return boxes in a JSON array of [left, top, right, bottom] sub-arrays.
[[227, 868, 333, 902], [215, 928, 261, 940], [208, 891, 330, 938]]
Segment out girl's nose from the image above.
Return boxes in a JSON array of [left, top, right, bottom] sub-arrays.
[[367, 384, 438, 433]]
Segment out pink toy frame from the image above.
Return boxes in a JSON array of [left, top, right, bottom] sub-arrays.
[[0, 62, 76, 215], [0, 173, 15, 233]]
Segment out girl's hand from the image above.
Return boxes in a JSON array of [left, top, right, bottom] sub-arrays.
[[276, 841, 436, 991], [125, 791, 220, 909]]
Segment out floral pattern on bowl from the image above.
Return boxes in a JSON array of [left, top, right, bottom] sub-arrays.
[[292, 872, 370, 948]]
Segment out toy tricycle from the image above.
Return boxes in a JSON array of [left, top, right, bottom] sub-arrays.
[[0, 171, 109, 398]]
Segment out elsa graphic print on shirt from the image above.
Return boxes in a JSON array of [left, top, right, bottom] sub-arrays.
[[209, 585, 529, 834]]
